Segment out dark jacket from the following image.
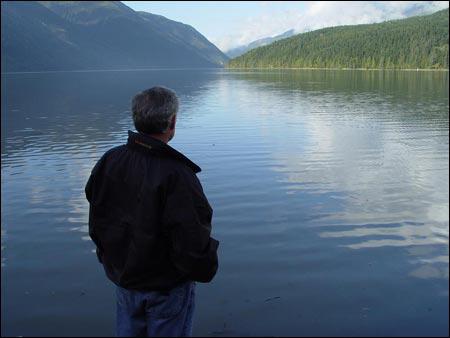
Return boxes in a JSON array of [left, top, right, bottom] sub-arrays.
[[85, 130, 219, 291]]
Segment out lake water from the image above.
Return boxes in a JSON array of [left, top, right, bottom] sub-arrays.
[[1, 69, 449, 336]]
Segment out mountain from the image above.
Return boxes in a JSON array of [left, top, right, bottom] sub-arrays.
[[1, 1, 228, 72], [228, 9, 449, 69], [226, 29, 295, 58]]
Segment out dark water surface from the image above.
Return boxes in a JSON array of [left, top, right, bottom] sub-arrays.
[[1, 69, 449, 336]]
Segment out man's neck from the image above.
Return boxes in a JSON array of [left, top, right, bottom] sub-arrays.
[[148, 133, 169, 144]]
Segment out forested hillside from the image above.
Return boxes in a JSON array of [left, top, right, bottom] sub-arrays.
[[228, 9, 449, 69]]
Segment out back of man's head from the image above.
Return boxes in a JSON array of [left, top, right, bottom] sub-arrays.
[[131, 86, 179, 135]]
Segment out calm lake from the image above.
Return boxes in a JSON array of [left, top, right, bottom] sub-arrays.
[[1, 69, 449, 336]]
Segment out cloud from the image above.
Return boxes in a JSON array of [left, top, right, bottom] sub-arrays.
[[291, 1, 449, 33], [215, 1, 449, 52]]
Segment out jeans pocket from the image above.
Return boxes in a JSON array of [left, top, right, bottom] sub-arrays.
[[156, 283, 190, 319]]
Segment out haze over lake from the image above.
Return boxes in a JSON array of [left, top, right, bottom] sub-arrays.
[[1, 69, 449, 336]]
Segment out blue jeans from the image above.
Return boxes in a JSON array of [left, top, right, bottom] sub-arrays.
[[116, 281, 196, 337]]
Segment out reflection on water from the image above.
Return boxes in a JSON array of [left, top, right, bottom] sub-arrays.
[[225, 69, 448, 266], [1, 69, 449, 336], [319, 222, 448, 248], [1, 229, 6, 268]]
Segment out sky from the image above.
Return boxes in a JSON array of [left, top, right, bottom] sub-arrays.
[[122, 1, 450, 52]]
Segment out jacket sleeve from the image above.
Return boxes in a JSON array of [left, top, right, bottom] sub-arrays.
[[85, 156, 105, 263], [162, 168, 219, 283], [85, 156, 104, 204]]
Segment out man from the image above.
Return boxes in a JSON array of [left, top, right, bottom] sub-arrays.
[[85, 86, 219, 337]]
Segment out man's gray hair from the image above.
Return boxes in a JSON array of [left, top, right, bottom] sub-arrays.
[[131, 86, 179, 134]]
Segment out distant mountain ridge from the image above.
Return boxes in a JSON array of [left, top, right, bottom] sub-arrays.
[[226, 29, 295, 58], [228, 9, 449, 69], [1, 1, 228, 72]]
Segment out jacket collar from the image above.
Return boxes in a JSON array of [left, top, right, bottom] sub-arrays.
[[127, 130, 201, 173]]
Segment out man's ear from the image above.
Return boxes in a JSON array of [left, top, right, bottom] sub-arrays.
[[169, 115, 176, 130]]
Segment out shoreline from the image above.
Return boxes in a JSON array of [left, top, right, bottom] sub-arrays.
[[2, 67, 449, 75], [0, 67, 223, 75], [225, 66, 449, 72]]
